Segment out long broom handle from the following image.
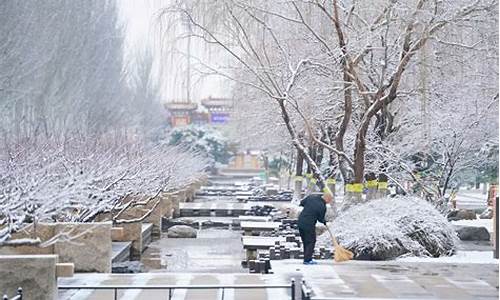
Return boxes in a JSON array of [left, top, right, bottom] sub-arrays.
[[324, 224, 340, 247]]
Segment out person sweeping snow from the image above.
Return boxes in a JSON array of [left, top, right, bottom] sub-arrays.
[[298, 190, 332, 265], [298, 188, 354, 264]]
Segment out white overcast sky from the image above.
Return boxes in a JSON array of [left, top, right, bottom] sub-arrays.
[[118, 0, 231, 103]]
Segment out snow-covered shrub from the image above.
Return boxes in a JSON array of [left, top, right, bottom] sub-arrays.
[[168, 126, 233, 165], [318, 196, 458, 260]]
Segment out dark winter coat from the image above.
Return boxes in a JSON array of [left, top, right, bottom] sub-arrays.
[[298, 193, 327, 229]]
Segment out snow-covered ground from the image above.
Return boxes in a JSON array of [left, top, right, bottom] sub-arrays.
[[451, 218, 493, 232], [456, 189, 489, 209], [397, 250, 498, 264]]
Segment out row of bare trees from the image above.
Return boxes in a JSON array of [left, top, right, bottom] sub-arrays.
[[165, 0, 498, 208], [0, 1, 209, 243], [0, 138, 208, 244]]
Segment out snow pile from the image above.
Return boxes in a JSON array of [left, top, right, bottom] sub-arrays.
[[318, 196, 458, 260]]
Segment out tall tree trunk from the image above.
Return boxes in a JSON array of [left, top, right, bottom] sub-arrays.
[[277, 99, 326, 193], [335, 65, 353, 183], [293, 149, 304, 203]]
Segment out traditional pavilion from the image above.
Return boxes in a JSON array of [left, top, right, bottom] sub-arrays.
[[164, 102, 198, 127], [200, 97, 233, 125]]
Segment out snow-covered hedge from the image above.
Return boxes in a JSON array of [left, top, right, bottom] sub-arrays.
[[318, 196, 458, 260]]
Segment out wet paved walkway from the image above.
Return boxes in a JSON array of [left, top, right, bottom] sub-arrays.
[[58, 178, 498, 299], [274, 259, 499, 300], [59, 260, 498, 300], [146, 228, 246, 273], [58, 273, 291, 300]]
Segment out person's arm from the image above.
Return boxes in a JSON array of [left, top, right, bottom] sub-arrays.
[[317, 201, 327, 225]]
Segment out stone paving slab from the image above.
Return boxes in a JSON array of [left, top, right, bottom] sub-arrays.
[[58, 273, 291, 300], [238, 215, 272, 221], [271, 259, 499, 300], [179, 202, 253, 218], [240, 221, 281, 231], [180, 202, 252, 209], [59, 260, 498, 299], [149, 229, 247, 273], [242, 236, 286, 250]]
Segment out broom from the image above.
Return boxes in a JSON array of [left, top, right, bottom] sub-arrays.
[[324, 224, 354, 262]]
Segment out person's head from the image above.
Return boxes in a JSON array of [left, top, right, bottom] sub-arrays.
[[322, 188, 333, 204]]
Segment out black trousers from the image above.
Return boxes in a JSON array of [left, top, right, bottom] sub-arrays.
[[299, 225, 316, 262]]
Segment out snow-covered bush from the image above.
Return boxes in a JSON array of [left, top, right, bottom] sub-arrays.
[[318, 196, 457, 260], [168, 126, 233, 165]]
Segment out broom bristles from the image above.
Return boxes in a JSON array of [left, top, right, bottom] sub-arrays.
[[334, 244, 354, 262], [326, 226, 354, 262]]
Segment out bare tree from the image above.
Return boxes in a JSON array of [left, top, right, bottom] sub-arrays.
[[163, 0, 498, 208]]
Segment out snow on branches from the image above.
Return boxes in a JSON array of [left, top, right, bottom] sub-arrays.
[[163, 0, 498, 204], [0, 138, 208, 244]]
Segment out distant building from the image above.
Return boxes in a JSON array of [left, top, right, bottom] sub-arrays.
[[164, 97, 233, 127], [201, 97, 233, 125], [164, 102, 198, 127], [229, 150, 262, 169], [190, 111, 210, 126]]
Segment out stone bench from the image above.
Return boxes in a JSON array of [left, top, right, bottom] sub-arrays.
[[232, 216, 272, 228], [242, 236, 286, 261], [241, 221, 281, 236], [179, 202, 252, 217]]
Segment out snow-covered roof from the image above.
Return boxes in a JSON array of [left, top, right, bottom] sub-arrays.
[[201, 97, 233, 108], [164, 102, 198, 111]]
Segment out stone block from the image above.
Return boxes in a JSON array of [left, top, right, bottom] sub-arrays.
[[115, 222, 142, 260], [455, 225, 491, 241], [117, 196, 165, 239], [143, 204, 163, 239], [0, 223, 56, 255], [56, 263, 74, 277], [167, 225, 197, 238], [111, 227, 124, 241], [447, 209, 477, 221], [170, 195, 181, 218], [159, 194, 173, 218], [0, 254, 57, 300], [54, 222, 112, 273]]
